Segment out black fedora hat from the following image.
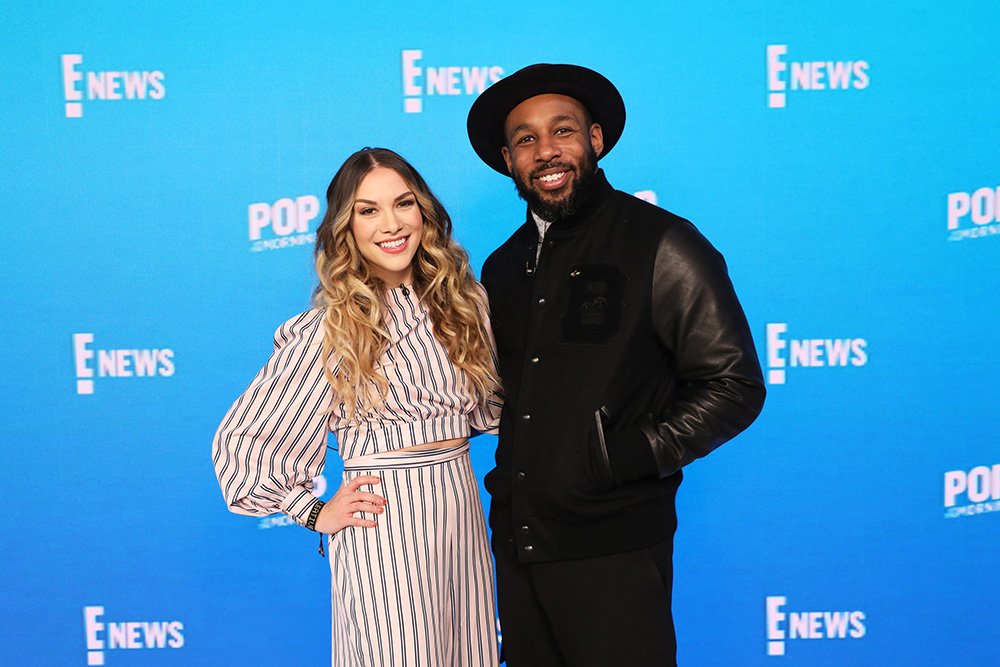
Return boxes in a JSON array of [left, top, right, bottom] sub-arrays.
[[466, 63, 626, 176]]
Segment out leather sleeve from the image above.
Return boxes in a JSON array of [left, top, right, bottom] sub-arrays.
[[605, 219, 766, 481]]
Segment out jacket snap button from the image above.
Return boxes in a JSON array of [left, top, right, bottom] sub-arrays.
[[520, 525, 530, 534], [570, 270, 581, 277], [530, 357, 539, 364], [516, 471, 526, 481], [524, 545, 534, 552], [537, 297, 546, 305], [522, 413, 531, 420]]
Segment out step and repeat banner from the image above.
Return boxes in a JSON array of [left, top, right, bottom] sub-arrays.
[[2, 2, 997, 665]]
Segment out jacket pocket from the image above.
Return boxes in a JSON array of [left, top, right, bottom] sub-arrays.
[[538, 408, 617, 514], [586, 405, 615, 493]]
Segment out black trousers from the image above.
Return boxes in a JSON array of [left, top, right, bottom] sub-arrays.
[[494, 537, 677, 667]]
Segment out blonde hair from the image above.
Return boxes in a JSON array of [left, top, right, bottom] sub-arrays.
[[313, 148, 496, 418]]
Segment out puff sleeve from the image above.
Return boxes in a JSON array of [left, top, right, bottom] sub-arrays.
[[468, 379, 503, 435], [212, 309, 333, 526]]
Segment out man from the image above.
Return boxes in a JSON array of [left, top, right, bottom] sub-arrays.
[[467, 63, 766, 666]]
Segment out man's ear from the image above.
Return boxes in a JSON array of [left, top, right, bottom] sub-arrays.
[[501, 146, 514, 175], [590, 123, 605, 158]]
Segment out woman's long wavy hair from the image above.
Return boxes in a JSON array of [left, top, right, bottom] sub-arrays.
[[313, 147, 496, 419]]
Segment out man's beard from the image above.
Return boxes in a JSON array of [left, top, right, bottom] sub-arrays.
[[512, 147, 599, 223]]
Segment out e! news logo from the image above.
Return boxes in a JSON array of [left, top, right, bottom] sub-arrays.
[[83, 606, 184, 665], [765, 323, 868, 385], [73, 334, 175, 395], [248, 194, 321, 252], [766, 45, 869, 108], [61, 55, 165, 118], [765, 596, 866, 656], [944, 463, 1000, 519], [258, 474, 328, 529], [947, 185, 1000, 242], [401, 50, 503, 113]]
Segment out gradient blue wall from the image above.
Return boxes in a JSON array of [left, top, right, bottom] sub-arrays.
[[2, 2, 998, 665]]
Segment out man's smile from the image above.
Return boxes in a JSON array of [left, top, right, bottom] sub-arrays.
[[533, 167, 573, 191]]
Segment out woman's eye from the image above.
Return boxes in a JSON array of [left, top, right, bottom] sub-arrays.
[[358, 207, 376, 215], [398, 199, 416, 209]]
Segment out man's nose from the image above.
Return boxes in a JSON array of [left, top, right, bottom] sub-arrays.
[[535, 135, 560, 162]]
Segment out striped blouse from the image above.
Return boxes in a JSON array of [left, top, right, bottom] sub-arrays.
[[212, 285, 503, 526]]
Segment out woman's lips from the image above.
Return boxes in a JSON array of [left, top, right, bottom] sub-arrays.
[[376, 236, 410, 254]]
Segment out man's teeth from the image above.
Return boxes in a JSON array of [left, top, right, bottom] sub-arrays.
[[378, 238, 406, 249], [538, 171, 567, 183]]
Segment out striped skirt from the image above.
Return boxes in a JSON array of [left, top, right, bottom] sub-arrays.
[[328, 443, 499, 667]]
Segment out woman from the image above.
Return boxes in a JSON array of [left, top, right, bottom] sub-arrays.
[[212, 148, 502, 666]]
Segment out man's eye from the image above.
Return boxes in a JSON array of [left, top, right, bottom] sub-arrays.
[[516, 135, 534, 145], [555, 127, 573, 135]]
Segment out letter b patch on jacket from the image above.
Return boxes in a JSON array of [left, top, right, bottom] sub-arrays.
[[562, 264, 626, 344]]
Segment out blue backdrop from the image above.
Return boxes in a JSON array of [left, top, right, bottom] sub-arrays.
[[2, 2, 998, 665]]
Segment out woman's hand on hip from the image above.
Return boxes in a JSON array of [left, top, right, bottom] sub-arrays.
[[314, 475, 385, 534]]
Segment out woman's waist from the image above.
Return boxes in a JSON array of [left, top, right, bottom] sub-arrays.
[[334, 413, 470, 453], [399, 435, 469, 452], [343, 439, 470, 471], [332, 412, 471, 446]]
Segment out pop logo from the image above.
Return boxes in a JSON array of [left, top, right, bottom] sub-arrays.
[[248, 195, 321, 252], [765, 596, 866, 656], [61, 55, 165, 118], [944, 463, 1000, 519], [947, 185, 1000, 242], [83, 606, 184, 665], [766, 45, 869, 108], [765, 323, 867, 385], [401, 50, 503, 113], [73, 334, 175, 395]]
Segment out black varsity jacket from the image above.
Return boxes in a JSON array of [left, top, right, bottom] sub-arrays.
[[481, 170, 766, 563]]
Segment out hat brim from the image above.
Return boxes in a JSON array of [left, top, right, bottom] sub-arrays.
[[466, 63, 625, 176]]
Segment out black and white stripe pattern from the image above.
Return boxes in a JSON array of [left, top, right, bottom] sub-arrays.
[[329, 445, 499, 667], [211, 285, 502, 525], [335, 286, 502, 456], [212, 309, 333, 525], [212, 287, 503, 665]]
